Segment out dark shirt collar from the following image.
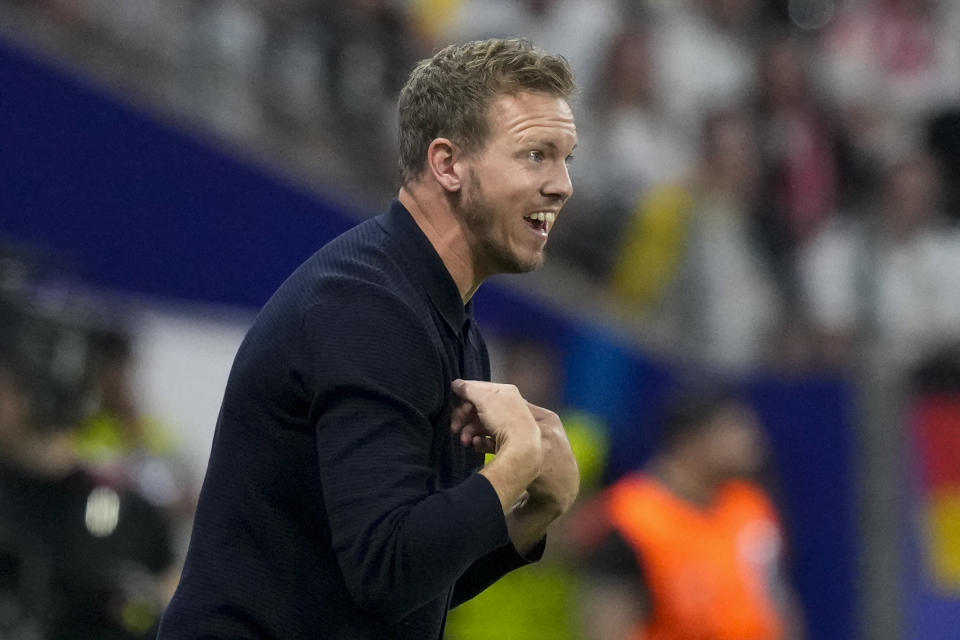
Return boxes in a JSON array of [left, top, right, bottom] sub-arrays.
[[377, 199, 473, 337]]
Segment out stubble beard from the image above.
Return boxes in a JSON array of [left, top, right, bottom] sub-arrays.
[[461, 169, 545, 275]]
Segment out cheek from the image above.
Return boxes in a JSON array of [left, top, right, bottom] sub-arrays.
[[492, 171, 527, 198]]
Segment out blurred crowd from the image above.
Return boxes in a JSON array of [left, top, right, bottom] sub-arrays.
[[7, 0, 960, 375], [0, 242, 800, 639], [3, 2, 960, 636], [0, 249, 195, 639]]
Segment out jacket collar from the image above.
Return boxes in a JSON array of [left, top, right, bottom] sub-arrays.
[[376, 199, 473, 338]]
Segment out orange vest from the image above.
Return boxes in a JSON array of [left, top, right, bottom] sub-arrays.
[[606, 473, 785, 640]]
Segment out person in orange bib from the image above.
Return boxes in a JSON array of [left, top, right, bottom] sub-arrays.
[[575, 388, 804, 640]]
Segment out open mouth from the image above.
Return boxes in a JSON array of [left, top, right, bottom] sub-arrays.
[[523, 211, 557, 235]]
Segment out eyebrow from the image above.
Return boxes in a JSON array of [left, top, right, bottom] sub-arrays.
[[531, 140, 577, 154]]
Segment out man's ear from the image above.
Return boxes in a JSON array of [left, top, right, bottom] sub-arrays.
[[427, 138, 464, 193]]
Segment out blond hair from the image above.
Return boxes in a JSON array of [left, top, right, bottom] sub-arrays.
[[397, 38, 575, 185]]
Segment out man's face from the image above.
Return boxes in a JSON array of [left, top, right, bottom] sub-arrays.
[[456, 90, 577, 277], [701, 403, 766, 479]]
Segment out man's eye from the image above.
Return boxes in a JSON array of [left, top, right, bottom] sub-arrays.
[[565, 154, 575, 165], [528, 150, 544, 162]]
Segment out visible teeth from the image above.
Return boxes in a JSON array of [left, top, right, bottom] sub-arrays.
[[525, 212, 557, 221], [525, 212, 557, 229]]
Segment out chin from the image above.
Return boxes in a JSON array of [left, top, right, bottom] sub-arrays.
[[483, 240, 545, 275], [501, 253, 545, 274]]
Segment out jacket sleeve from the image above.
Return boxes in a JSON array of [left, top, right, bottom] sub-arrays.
[[300, 284, 510, 623], [450, 537, 545, 607]]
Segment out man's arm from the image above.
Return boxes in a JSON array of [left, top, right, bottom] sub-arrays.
[[301, 289, 543, 624], [451, 392, 580, 555], [446, 388, 580, 605], [507, 402, 580, 553], [449, 380, 544, 516]]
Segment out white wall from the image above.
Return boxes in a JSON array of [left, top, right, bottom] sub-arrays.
[[128, 301, 254, 480]]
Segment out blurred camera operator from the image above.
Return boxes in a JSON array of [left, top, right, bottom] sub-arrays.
[[0, 285, 177, 640]]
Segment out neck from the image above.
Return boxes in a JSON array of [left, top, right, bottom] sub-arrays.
[[398, 185, 484, 303]]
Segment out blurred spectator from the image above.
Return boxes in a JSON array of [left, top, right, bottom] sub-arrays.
[[819, 0, 960, 121], [650, 0, 764, 150], [70, 329, 196, 532], [800, 152, 960, 368], [0, 359, 64, 639], [927, 107, 960, 220], [814, 0, 960, 224], [612, 108, 783, 372], [752, 31, 840, 296], [177, 0, 268, 138], [443, 0, 620, 98], [0, 356, 177, 640], [0, 253, 181, 639], [72, 331, 168, 463], [258, 1, 333, 132], [560, 19, 692, 277], [320, 0, 423, 183], [571, 387, 802, 640]]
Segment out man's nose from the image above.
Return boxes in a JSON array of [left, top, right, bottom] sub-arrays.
[[543, 162, 573, 203]]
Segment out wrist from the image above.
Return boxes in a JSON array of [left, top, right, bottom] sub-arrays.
[[493, 437, 543, 484], [480, 453, 540, 512], [526, 481, 578, 514], [505, 495, 553, 558], [515, 491, 565, 521]]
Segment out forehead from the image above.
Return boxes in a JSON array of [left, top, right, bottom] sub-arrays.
[[486, 91, 577, 146]]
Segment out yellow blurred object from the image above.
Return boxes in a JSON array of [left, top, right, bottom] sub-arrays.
[[928, 489, 960, 592], [611, 183, 694, 309], [410, 0, 464, 42], [72, 410, 177, 465], [564, 410, 609, 492], [120, 598, 159, 635], [445, 562, 579, 640]]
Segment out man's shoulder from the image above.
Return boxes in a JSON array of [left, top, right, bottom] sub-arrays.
[[720, 479, 772, 502], [718, 480, 780, 522], [310, 215, 398, 283], [275, 215, 416, 310], [233, 216, 411, 354]]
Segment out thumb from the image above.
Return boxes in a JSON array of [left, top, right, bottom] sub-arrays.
[[450, 378, 474, 401]]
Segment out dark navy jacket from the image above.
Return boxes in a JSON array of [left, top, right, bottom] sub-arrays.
[[158, 200, 535, 639]]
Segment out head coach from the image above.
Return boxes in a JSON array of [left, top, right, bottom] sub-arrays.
[[157, 37, 581, 639]]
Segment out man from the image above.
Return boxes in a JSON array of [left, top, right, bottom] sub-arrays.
[[0, 349, 175, 639], [158, 38, 580, 639], [575, 389, 802, 640]]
